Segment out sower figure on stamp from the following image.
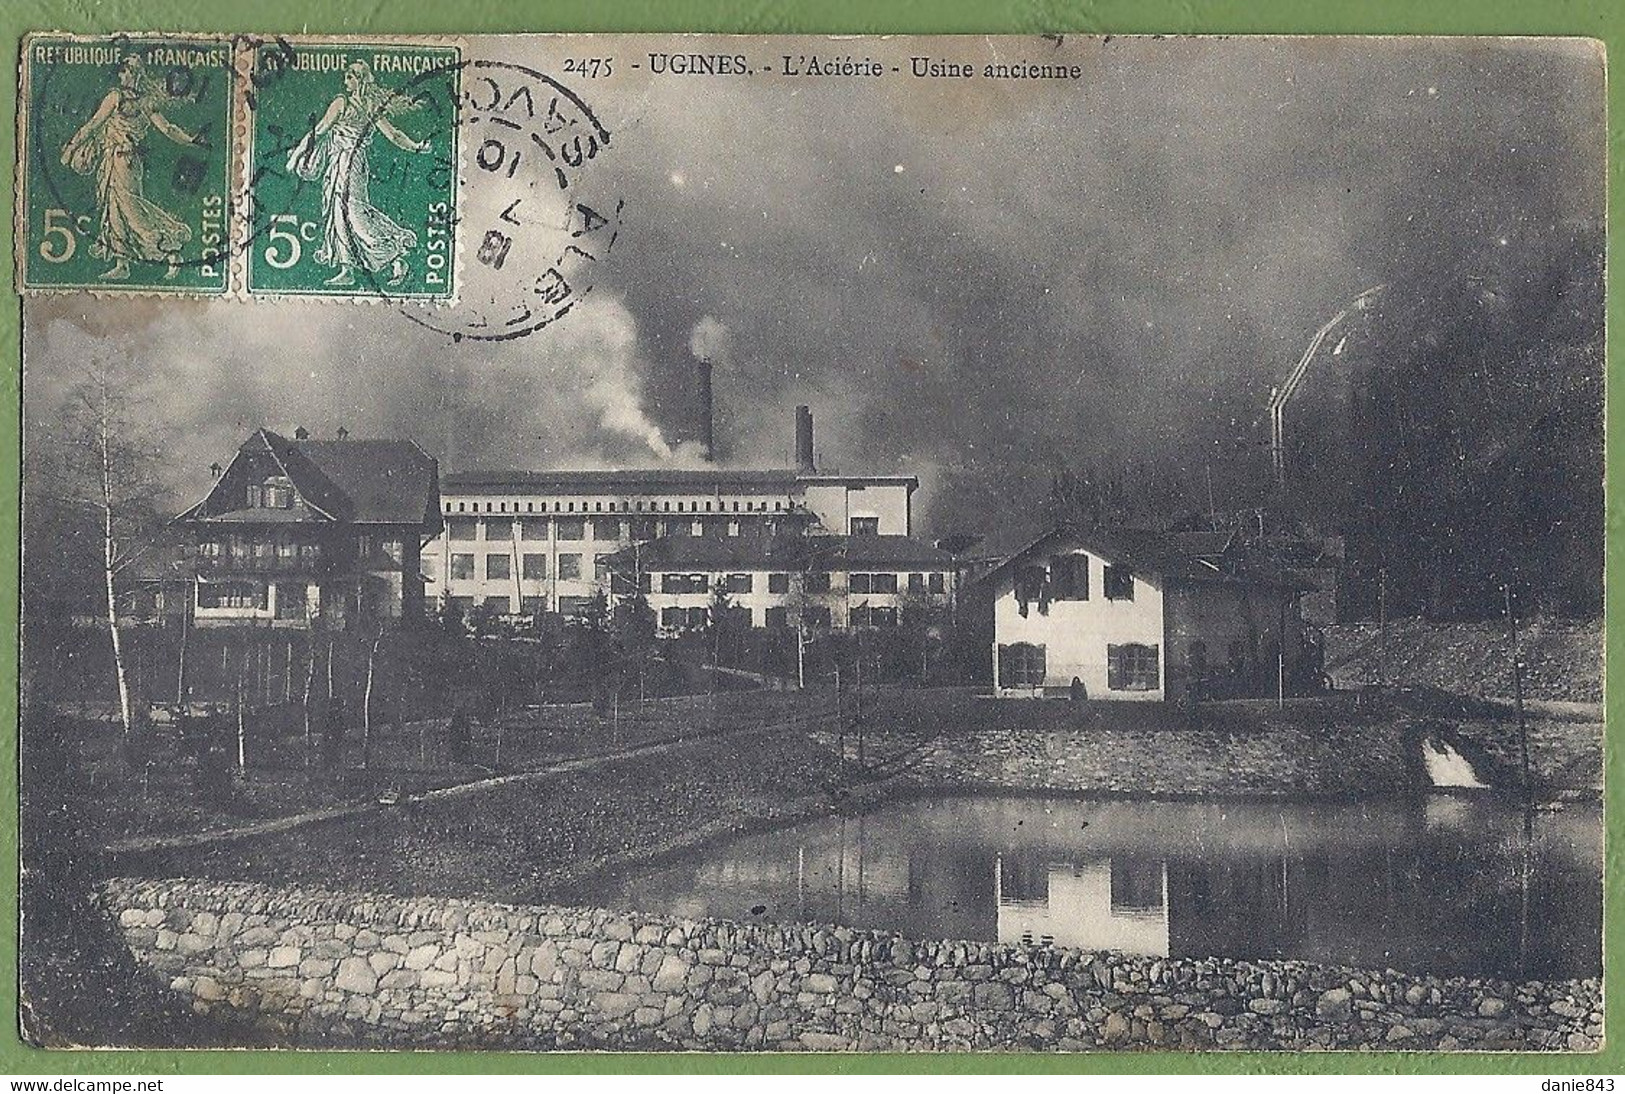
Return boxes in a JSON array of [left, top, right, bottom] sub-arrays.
[[60, 56, 199, 281], [287, 60, 430, 288]]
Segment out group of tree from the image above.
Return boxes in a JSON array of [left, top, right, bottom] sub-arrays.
[[1039, 226, 1604, 623]]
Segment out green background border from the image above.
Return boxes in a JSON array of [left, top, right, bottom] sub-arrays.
[[0, 0, 1617, 1077]]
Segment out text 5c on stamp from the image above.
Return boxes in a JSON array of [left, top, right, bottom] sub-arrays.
[[18, 34, 236, 294], [243, 39, 461, 301]]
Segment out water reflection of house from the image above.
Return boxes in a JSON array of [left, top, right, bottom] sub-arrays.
[[995, 855, 1170, 956], [625, 794, 1597, 981]]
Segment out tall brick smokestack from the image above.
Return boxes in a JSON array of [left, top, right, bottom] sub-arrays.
[[696, 358, 715, 462], [796, 405, 816, 473]]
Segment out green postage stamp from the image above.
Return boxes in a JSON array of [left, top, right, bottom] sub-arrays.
[[243, 38, 461, 300], [15, 33, 462, 299], [18, 34, 236, 293]]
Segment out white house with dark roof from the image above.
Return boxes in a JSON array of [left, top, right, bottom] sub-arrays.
[[172, 429, 442, 628], [979, 526, 1307, 702]]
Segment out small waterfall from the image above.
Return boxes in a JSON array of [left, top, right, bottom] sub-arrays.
[[1423, 735, 1487, 790]]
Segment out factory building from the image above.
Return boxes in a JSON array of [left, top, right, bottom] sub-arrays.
[[604, 532, 956, 633], [420, 407, 940, 627]]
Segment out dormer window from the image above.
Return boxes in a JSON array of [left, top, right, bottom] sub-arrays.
[[250, 476, 294, 509]]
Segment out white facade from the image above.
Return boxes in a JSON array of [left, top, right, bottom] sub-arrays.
[[996, 858, 1170, 956], [423, 513, 629, 616], [986, 529, 1305, 703], [990, 544, 1167, 701], [422, 470, 919, 615], [639, 563, 954, 634], [797, 477, 913, 536]]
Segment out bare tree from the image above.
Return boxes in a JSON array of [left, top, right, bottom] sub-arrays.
[[785, 575, 834, 690], [31, 356, 166, 737], [362, 626, 386, 769]]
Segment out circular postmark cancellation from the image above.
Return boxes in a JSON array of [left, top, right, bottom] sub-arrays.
[[241, 36, 462, 301], [398, 58, 624, 342], [21, 35, 623, 318], [22, 34, 237, 292]]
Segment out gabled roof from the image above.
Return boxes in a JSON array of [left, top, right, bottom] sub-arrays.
[[955, 515, 1050, 565], [292, 438, 440, 525], [975, 524, 1301, 590], [603, 533, 954, 573], [177, 429, 440, 529]]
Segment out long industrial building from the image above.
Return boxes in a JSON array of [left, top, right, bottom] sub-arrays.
[[419, 407, 956, 629]]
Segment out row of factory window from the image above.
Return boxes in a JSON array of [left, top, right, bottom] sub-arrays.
[[443, 597, 903, 630], [449, 552, 602, 582], [656, 605, 898, 629], [447, 595, 597, 618], [446, 497, 790, 515], [443, 516, 817, 543], [653, 571, 944, 595], [659, 604, 890, 630], [445, 554, 948, 595]]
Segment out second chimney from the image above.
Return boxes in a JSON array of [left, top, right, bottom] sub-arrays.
[[697, 359, 715, 462], [795, 405, 815, 473]]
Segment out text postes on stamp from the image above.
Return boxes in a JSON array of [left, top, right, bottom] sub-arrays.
[[401, 58, 621, 342], [19, 34, 236, 294], [244, 39, 460, 301]]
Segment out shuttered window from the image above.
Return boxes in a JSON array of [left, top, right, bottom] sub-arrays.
[[998, 642, 1047, 688], [1104, 565, 1134, 601], [1107, 643, 1159, 691], [1051, 555, 1089, 600]]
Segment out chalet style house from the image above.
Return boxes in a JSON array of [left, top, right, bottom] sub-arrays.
[[980, 526, 1308, 702], [173, 429, 442, 629]]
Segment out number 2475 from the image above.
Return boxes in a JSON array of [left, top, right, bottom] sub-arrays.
[[564, 57, 612, 78]]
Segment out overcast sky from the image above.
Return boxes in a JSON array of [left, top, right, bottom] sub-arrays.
[[24, 35, 1604, 537]]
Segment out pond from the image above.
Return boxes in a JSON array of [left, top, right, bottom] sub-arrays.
[[608, 794, 1601, 981]]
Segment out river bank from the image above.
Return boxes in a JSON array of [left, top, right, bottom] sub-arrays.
[[31, 688, 1604, 1049]]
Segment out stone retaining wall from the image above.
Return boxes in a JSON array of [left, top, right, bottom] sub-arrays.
[[101, 878, 1600, 1052], [906, 716, 1422, 798]]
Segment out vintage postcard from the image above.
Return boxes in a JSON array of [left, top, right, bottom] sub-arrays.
[[14, 33, 1604, 1055]]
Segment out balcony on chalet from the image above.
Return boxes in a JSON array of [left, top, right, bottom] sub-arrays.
[[188, 542, 326, 576]]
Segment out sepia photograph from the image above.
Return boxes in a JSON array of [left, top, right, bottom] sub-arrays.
[[14, 32, 1605, 1054]]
